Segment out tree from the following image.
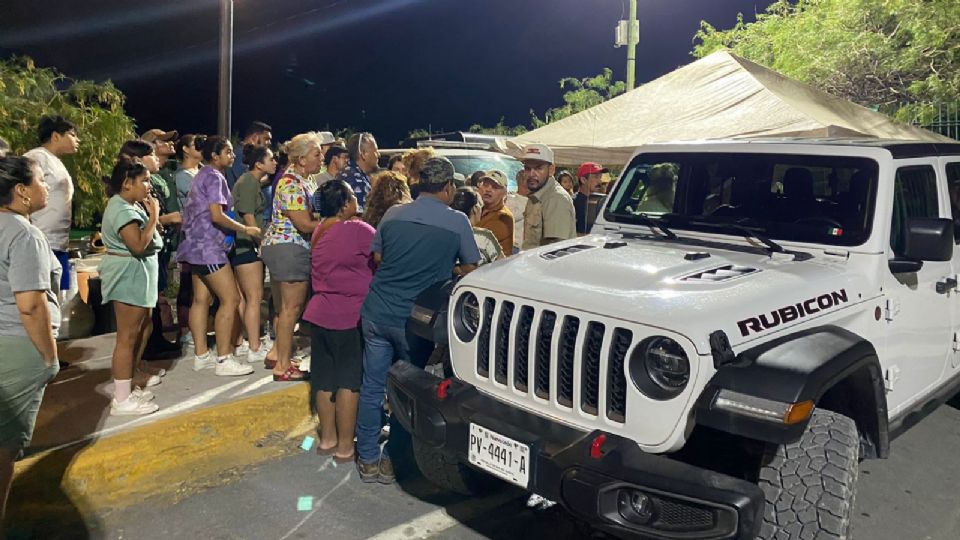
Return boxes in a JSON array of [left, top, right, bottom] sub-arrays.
[[531, 68, 626, 128], [0, 56, 136, 227], [468, 118, 527, 137], [693, 0, 960, 124], [460, 68, 625, 135]]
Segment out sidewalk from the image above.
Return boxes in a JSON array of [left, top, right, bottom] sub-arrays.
[[8, 333, 315, 538]]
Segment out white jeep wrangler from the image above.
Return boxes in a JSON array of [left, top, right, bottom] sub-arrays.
[[388, 139, 960, 540]]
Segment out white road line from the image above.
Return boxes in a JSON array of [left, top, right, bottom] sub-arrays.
[[278, 471, 352, 540], [365, 492, 518, 540], [32, 379, 249, 455], [230, 374, 275, 398], [48, 373, 87, 386]]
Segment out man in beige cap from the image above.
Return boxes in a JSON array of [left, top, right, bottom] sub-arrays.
[[520, 143, 575, 250], [476, 170, 514, 255]]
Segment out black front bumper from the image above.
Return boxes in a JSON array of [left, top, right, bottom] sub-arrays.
[[387, 361, 764, 540]]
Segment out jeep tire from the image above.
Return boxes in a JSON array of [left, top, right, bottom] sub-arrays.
[[757, 409, 859, 540], [412, 437, 501, 496]]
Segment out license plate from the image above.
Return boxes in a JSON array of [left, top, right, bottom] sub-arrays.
[[468, 423, 530, 487]]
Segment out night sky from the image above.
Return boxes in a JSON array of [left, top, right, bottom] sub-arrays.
[[1, 0, 772, 145]]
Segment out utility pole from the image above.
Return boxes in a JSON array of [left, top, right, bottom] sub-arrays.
[[613, 0, 640, 91], [626, 0, 638, 91], [218, 0, 233, 138]]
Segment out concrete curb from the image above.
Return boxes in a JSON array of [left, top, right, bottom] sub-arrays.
[[11, 384, 313, 522]]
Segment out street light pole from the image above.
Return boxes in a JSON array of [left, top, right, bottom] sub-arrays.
[[626, 0, 637, 91], [218, 0, 233, 138]]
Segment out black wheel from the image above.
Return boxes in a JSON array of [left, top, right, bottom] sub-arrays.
[[757, 410, 859, 540], [412, 437, 502, 496]]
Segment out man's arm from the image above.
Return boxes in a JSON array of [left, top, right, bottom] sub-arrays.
[[540, 195, 577, 246]]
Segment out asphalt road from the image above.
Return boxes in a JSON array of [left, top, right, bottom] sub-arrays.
[[65, 399, 960, 540]]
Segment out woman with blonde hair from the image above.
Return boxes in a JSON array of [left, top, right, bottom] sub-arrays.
[[260, 132, 323, 381], [401, 147, 435, 197], [362, 171, 411, 229]]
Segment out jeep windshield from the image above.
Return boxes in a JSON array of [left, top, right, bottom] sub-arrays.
[[446, 155, 523, 191], [604, 152, 879, 247]]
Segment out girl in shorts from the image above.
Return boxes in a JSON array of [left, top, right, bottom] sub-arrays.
[[177, 136, 261, 377]]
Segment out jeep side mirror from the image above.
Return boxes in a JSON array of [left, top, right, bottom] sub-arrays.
[[905, 218, 954, 261], [889, 217, 955, 274]]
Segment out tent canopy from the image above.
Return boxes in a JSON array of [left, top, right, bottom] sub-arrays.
[[510, 51, 950, 165]]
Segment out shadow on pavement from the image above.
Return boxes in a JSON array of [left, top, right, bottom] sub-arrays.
[[5, 363, 113, 540]]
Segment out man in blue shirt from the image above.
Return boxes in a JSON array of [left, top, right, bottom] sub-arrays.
[[356, 157, 480, 484], [335, 132, 379, 214]]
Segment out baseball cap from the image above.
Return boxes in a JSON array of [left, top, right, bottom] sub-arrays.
[[419, 156, 456, 185], [577, 162, 609, 177], [141, 129, 178, 143], [478, 169, 508, 188], [318, 131, 336, 145], [520, 143, 554, 164]]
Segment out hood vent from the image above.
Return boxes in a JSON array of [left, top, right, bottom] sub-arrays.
[[679, 265, 759, 283], [540, 244, 596, 260]]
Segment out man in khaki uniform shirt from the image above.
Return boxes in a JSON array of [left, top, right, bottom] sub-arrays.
[[520, 143, 576, 250]]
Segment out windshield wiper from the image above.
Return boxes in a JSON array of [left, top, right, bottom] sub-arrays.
[[727, 219, 785, 254], [682, 217, 813, 260], [630, 212, 677, 239]]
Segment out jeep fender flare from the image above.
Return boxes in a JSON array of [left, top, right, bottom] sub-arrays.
[[694, 325, 889, 457]]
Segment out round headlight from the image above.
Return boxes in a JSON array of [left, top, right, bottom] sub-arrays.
[[453, 292, 481, 342], [629, 336, 690, 399]]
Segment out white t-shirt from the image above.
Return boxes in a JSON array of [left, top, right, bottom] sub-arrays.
[[505, 193, 527, 252], [23, 146, 73, 251]]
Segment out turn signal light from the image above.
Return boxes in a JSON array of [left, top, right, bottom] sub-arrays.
[[784, 400, 815, 425], [436, 379, 453, 400], [590, 433, 607, 459]]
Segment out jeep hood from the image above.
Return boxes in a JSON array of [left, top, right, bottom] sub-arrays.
[[461, 235, 869, 354]]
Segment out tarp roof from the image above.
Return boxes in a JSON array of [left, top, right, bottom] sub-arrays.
[[509, 50, 951, 165]]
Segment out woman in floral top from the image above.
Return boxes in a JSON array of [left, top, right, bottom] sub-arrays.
[[260, 132, 323, 381]]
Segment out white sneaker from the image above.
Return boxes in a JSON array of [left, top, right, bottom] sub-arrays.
[[143, 374, 162, 387], [215, 355, 254, 376], [235, 340, 250, 357], [247, 347, 268, 363], [193, 351, 215, 371], [111, 394, 160, 416], [181, 332, 194, 346], [132, 387, 155, 402]]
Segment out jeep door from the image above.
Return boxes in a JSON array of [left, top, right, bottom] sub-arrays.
[[944, 159, 960, 377], [883, 160, 953, 416]]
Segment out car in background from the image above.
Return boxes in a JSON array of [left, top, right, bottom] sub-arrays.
[[379, 145, 523, 191]]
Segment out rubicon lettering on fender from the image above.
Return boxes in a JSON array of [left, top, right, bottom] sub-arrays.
[[737, 289, 848, 337]]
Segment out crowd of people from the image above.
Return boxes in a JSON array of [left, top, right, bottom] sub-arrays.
[[0, 116, 615, 518]]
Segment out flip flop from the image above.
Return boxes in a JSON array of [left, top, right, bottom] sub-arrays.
[[273, 365, 309, 382], [332, 453, 355, 465], [316, 445, 337, 456]]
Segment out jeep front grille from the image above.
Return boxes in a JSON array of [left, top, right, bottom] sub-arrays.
[[474, 299, 634, 424], [477, 298, 495, 377]]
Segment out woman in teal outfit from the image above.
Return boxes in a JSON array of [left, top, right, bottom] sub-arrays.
[[99, 157, 163, 416]]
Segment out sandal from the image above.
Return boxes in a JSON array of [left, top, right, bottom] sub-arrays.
[[332, 453, 355, 465], [273, 365, 309, 382], [264, 358, 277, 370], [316, 445, 337, 456]]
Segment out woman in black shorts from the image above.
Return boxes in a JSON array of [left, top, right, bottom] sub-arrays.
[[230, 144, 277, 364]]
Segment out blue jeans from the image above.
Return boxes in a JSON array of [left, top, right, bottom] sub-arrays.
[[355, 319, 430, 464]]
